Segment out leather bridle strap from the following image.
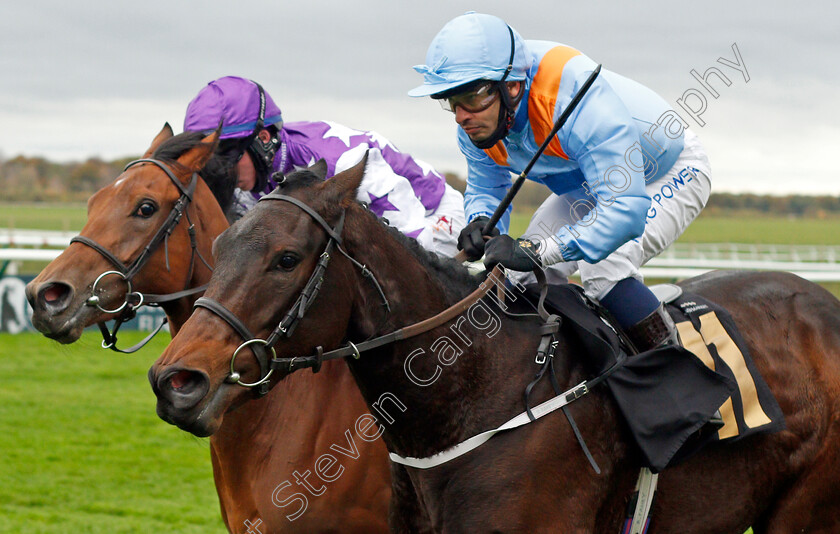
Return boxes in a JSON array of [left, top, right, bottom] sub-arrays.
[[70, 159, 197, 279], [71, 235, 131, 274], [194, 194, 354, 394], [69, 158, 205, 353], [269, 265, 506, 372], [260, 192, 344, 242]]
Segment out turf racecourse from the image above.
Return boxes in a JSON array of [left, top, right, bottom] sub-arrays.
[[0, 331, 226, 533], [0, 335, 757, 532], [0, 334, 759, 532]]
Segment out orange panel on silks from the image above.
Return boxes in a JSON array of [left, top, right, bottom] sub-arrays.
[[483, 142, 509, 167], [528, 45, 582, 160], [483, 45, 582, 166], [485, 46, 580, 166]]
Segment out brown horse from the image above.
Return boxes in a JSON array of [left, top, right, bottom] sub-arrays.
[[25, 127, 390, 533], [151, 158, 840, 533]]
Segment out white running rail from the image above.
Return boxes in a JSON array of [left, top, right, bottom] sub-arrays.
[[3, 231, 840, 283]]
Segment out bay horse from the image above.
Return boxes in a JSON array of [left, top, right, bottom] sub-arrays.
[[151, 157, 840, 533], [25, 126, 390, 533]]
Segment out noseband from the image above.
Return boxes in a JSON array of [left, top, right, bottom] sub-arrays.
[[194, 192, 391, 396], [193, 192, 512, 398], [70, 158, 213, 353]]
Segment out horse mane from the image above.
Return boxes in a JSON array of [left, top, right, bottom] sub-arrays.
[[152, 131, 236, 216], [350, 202, 481, 301], [237, 165, 482, 302]]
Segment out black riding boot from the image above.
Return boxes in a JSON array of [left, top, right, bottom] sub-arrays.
[[628, 302, 725, 431], [626, 302, 679, 352]]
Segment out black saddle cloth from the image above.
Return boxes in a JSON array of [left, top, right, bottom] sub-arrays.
[[519, 282, 783, 472]]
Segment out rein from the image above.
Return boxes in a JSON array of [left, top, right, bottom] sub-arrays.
[[193, 192, 508, 397], [194, 192, 623, 473], [70, 158, 213, 353]]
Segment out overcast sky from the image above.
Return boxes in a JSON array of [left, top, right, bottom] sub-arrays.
[[1, 1, 837, 195]]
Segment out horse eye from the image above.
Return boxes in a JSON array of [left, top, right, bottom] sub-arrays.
[[277, 254, 299, 271], [135, 201, 157, 218]]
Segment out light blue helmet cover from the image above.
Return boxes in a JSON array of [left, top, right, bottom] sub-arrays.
[[409, 12, 531, 97]]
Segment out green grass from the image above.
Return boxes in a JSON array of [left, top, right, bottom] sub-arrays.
[[676, 215, 840, 245], [0, 331, 226, 533], [508, 211, 840, 299], [0, 202, 87, 232], [1, 200, 837, 247], [510, 210, 840, 245]]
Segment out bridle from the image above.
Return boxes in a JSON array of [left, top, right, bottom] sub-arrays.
[[193, 191, 508, 397], [70, 158, 213, 353], [189, 191, 613, 471], [194, 191, 388, 396]]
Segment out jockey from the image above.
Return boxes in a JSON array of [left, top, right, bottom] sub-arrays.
[[184, 76, 466, 257], [409, 12, 712, 352]]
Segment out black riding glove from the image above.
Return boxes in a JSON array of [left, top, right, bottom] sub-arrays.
[[457, 216, 500, 261], [483, 235, 543, 272]]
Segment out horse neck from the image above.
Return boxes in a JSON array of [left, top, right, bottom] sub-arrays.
[[161, 181, 228, 334], [339, 208, 548, 458]]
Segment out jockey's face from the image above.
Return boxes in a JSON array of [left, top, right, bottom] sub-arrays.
[[451, 81, 521, 146], [236, 151, 256, 191], [232, 130, 273, 192], [455, 97, 503, 145]]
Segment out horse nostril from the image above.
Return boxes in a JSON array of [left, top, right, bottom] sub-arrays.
[[170, 370, 195, 390], [157, 368, 210, 411], [37, 282, 74, 313]]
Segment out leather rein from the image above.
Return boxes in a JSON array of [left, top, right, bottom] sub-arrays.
[[191, 192, 615, 473], [70, 158, 213, 353], [193, 191, 508, 397]]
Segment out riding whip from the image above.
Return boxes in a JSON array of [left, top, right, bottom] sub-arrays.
[[482, 64, 602, 235]]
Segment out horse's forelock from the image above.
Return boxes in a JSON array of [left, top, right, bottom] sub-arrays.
[[276, 168, 325, 193], [149, 131, 236, 214], [152, 131, 206, 165]]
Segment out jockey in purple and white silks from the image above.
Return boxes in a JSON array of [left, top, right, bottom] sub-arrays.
[[184, 76, 465, 257]]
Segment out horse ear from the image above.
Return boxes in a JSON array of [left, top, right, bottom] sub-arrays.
[[177, 130, 220, 174], [323, 152, 367, 207], [143, 123, 175, 158], [308, 159, 328, 181]]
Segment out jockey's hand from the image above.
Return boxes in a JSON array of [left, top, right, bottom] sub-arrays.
[[484, 235, 543, 272], [457, 216, 500, 261]]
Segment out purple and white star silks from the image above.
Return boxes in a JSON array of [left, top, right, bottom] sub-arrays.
[[367, 191, 399, 216]]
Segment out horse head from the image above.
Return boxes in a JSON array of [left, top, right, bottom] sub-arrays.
[[26, 124, 229, 343], [149, 154, 409, 436]]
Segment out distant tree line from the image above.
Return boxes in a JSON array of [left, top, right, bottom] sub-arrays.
[[445, 174, 840, 218], [1, 155, 837, 217], [0, 155, 132, 202], [701, 192, 840, 218]]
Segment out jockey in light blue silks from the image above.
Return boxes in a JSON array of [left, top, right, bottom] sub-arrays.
[[409, 12, 713, 351], [184, 76, 466, 257]]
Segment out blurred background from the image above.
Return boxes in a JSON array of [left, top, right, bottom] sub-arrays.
[[0, 1, 836, 531]]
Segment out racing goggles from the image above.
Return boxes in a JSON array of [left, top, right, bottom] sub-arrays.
[[439, 82, 500, 113]]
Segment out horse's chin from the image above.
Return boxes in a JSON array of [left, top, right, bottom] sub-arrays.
[[155, 385, 233, 438], [31, 310, 90, 344]]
